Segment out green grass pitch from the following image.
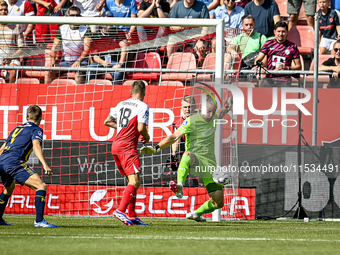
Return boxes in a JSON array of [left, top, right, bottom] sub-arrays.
[[1, 215, 340, 255]]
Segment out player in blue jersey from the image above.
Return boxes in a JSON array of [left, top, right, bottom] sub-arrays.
[[0, 105, 56, 227]]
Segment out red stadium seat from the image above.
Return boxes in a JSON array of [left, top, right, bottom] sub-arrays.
[[17, 78, 40, 84], [275, 0, 289, 19], [161, 52, 197, 83], [24, 54, 45, 79], [306, 55, 331, 87], [88, 79, 112, 85], [159, 81, 184, 86], [123, 80, 148, 86], [51, 78, 77, 85], [196, 53, 216, 82], [287, 26, 314, 55], [126, 52, 162, 81]]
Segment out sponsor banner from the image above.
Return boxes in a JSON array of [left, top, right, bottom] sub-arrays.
[[5, 185, 255, 219], [1, 84, 340, 145]]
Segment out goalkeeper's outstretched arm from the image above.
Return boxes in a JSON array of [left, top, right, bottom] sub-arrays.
[[216, 97, 233, 119], [140, 130, 184, 155], [158, 129, 184, 150]]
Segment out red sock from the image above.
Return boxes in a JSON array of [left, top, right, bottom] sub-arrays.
[[128, 190, 137, 218], [118, 185, 136, 213]]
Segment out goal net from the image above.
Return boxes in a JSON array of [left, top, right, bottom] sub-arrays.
[[0, 16, 251, 220]]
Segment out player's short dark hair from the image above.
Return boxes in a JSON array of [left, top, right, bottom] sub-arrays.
[[242, 14, 255, 24], [67, 6, 81, 15], [274, 21, 288, 31], [131, 80, 146, 95], [27, 105, 42, 122]]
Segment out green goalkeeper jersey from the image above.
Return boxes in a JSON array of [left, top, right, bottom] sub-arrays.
[[178, 111, 218, 168]]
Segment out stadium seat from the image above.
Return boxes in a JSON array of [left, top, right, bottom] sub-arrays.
[[238, 82, 255, 87], [126, 52, 162, 81], [306, 55, 331, 88], [88, 79, 112, 85], [159, 81, 184, 86], [24, 54, 45, 79], [51, 78, 77, 85], [196, 53, 216, 82], [276, 0, 289, 19], [123, 80, 148, 86], [161, 52, 197, 83], [17, 78, 40, 84], [287, 26, 314, 55]]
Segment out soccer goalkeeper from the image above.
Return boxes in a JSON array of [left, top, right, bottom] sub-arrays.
[[141, 95, 230, 221]]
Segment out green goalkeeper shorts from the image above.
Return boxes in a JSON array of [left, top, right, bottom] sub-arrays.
[[202, 178, 223, 193]]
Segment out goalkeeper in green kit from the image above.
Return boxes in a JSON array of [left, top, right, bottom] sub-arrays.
[[141, 95, 231, 222]]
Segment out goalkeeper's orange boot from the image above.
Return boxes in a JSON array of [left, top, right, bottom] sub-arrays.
[[169, 181, 183, 198]]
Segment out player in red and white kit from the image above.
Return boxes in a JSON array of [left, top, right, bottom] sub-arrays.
[[104, 80, 150, 226]]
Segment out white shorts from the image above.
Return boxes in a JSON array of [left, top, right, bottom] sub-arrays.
[[0, 59, 21, 66], [320, 37, 337, 51]]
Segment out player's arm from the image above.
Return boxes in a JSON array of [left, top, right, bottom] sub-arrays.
[[104, 115, 117, 129], [158, 129, 184, 150], [138, 122, 150, 144], [227, 43, 237, 55], [290, 57, 301, 70], [273, 15, 280, 26], [336, 25, 340, 41], [216, 107, 230, 119], [33, 140, 52, 176], [171, 139, 179, 156], [140, 129, 184, 155], [0, 142, 6, 156], [49, 38, 62, 66]]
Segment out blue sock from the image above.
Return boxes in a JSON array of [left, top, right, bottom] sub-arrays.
[[0, 191, 10, 220], [35, 190, 46, 222]]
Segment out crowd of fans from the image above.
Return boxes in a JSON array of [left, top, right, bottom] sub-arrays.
[[0, 0, 340, 87]]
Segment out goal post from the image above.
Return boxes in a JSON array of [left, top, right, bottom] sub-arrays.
[[0, 15, 251, 220]]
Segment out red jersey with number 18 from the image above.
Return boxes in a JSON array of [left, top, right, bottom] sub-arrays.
[[110, 98, 149, 155]]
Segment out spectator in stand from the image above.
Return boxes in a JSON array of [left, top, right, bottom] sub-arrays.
[[319, 41, 340, 88], [137, 0, 170, 43], [5, 0, 35, 46], [254, 21, 301, 87], [318, 0, 340, 54], [287, 0, 316, 31], [71, 0, 106, 33], [167, 0, 210, 66], [88, 24, 128, 84], [170, 0, 219, 14], [226, 15, 267, 72], [104, 0, 138, 40], [235, 0, 250, 8], [45, 6, 92, 84], [35, 0, 66, 47], [244, 0, 280, 38], [210, 0, 244, 53], [0, 1, 24, 83]]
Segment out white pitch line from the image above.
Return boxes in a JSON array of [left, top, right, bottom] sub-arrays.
[[1, 233, 340, 243]]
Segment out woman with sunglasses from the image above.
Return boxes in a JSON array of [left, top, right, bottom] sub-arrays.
[[320, 41, 340, 88]]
